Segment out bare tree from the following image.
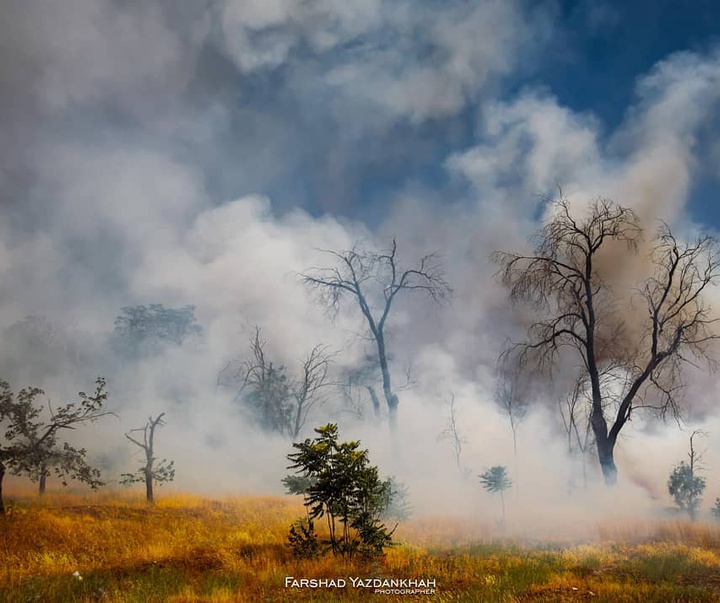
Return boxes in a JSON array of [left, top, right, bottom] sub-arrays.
[[217, 327, 261, 402], [339, 357, 417, 423], [493, 197, 720, 484], [292, 344, 336, 438], [494, 367, 529, 459], [558, 375, 595, 491], [688, 429, 708, 472], [302, 238, 451, 431], [438, 393, 468, 476], [217, 327, 292, 435], [243, 328, 293, 435], [218, 327, 335, 438], [121, 413, 175, 504], [365, 385, 382, 419]]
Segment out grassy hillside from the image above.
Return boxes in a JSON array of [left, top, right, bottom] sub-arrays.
[[1, 491, 720, 601]]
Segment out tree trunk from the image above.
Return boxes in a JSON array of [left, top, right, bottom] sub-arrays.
[[145, 418, 158, 503], [387, 393, 398, 432], [596, 435, 617, 485], [365, 386, 381, 419], [589, 365, 617, 485], [39, 466, 47, 496], [0, 463, 5, 515], [375, 331, 398, 433], [292, 405, 302, 439], [145, 468, 154, 504]]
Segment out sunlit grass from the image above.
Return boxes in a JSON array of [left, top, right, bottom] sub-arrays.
[[2, 490, 720, 601]]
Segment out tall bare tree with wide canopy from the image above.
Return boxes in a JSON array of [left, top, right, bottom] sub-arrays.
[[493, 197, 720, 484], [302, 239, 450, 431]]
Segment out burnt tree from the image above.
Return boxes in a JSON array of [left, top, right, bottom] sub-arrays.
[[218, 328, 335, 438], [494, 366, 530, 460], [438, 393, 468, 477], [302, 239, 450, 431], [493, 197, 720, 484], [292, 344, 335, 438]]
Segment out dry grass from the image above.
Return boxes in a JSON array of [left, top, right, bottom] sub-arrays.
[[2, 490, 720, 601]]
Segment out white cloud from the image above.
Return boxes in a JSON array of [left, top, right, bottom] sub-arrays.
[[221, 0, 549, 122], [615, 48, 720, 224], [12, 0, 206, 117], [447, 92, 603, 202], [447, 47, 720, 229], [130, 196, 370, 367], [220, 0, 382, 72]]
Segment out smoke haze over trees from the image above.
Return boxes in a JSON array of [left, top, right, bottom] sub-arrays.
[[494, 198, 720, 484], [2, 1, 720, 519]]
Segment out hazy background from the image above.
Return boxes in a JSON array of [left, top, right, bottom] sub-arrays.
[[2, 0, 720, 526]]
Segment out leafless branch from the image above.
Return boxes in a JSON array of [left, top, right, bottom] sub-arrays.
[[493, 195, 720, 484], [291, 344, 338, 437], [301, 238, 452, 430], [438, 393, 467, 476]]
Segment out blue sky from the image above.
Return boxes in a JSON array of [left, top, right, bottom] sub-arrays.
[[547, 0, 719, 126], [547, 0, 720, 227]]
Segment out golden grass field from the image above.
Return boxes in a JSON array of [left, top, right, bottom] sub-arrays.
[[2, 489, 720, 602]]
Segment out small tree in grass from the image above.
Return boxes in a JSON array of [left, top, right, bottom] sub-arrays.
[[480, 465, 512, 523], [379, 476, 412, 522], [668, 429, 706, 522], [120, 413, 175, 504], [668, 464, 705, 521], [284, 423, 396, 559], [711, 498, 720, 520], [0, 378, 110, 511]]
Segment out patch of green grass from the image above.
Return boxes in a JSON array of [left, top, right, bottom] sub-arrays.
[[2, 565, 191, 603]]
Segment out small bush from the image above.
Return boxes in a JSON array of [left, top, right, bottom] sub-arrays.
[[284, 423, 396, 559], [711, 498, 720, 520], [668, 462, 705, 521], [380, 476, 412, 522], [287, 518, 319, 558]]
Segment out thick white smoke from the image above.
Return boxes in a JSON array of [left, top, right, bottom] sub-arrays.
[[1, 1, 720, 528]]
